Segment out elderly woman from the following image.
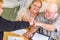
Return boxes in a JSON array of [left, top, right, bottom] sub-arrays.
[[16, 0, 42, 38], [16, 0, 42, 23]]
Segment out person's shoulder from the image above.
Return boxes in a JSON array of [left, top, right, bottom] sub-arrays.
[[57, 13, 60, 17], [56, 13, 60, 20]]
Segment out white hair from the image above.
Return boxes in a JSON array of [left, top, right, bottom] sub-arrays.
[[46, 3, 58, 12]]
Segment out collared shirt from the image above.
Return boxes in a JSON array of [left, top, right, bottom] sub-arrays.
[[35, 12, 60, 39]]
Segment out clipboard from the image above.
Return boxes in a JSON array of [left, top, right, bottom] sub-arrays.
[[31, 32, 50, 40]]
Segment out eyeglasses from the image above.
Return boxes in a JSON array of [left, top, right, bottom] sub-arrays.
[[32, 4, 41, 8]]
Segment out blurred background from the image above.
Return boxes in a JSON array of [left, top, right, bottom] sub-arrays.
[[1, 0, 60, 21]]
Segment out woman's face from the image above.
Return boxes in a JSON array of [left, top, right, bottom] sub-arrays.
[[30, 1, 41, 14], [0, 3, 3, 15]]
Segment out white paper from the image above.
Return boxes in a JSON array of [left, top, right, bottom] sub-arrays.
[[32, 33, 49, 40], [8, 36, 24, 40], [12, 29, 27, 35]]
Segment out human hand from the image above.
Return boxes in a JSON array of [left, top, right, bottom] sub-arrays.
[[22, 17, 35, 26], [34, 21, 40, 26], [24, 31, 33, 38], [29, 21, 35, 26]]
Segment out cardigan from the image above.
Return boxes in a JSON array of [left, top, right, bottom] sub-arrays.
[[0, 16, 30, 40]]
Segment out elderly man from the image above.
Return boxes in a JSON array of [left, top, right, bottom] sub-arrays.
[[25, 3, 60, 40], [35, 3, 60, 40]]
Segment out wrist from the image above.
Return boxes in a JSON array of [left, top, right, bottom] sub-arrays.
[[35, 22, 41, 26]]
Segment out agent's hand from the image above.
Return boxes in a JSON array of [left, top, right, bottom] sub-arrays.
[[29, 21, 35, 26], [24, 31, 33, 38], [22, 17, 35, 26], [24, 26, 37, 38]]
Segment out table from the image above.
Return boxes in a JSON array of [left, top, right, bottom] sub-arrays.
[[3, 29, 29, 40]]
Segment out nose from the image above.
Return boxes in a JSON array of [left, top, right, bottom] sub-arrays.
[[34, 7, 39, 11]]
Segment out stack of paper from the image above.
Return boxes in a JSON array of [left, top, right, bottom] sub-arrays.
[[32, 33, 49, 40], [8, 36, 24, 40], [12, 29, 27, 35]]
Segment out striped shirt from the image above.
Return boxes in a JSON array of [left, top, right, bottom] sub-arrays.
[[35, 12, 60, 40]]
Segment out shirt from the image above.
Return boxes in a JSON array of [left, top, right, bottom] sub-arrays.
[[17, 7, 35, 21], [36, 12, 60, 39]]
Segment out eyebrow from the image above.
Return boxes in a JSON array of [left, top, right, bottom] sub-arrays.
[[33, 4, 40, 8]]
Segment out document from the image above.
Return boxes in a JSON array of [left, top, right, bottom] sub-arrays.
[[32, 32, 49, 40], [12, 29, 27, 35], [8, 36, 24, 40]]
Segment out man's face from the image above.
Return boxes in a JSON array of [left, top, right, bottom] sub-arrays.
[[30, 1, 41, 14], [0, 3, 3, 15], [45, 8, 57, 20]]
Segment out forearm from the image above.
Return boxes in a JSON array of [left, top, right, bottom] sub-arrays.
[[0, 21, 30, 31], [29, 26, 38, 34], [0, 16, 30, 31], [16, 21, 30, 29], [36, 22, 56, 31]]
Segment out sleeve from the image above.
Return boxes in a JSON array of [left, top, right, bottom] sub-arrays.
[[53, 17, 60, 32], [14, 21, 30, 30], [0, 17, 30, 32], [53, 16, 60, 39]]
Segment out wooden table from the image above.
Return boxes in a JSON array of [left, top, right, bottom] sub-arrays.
[[3, 29, 29, 40]]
